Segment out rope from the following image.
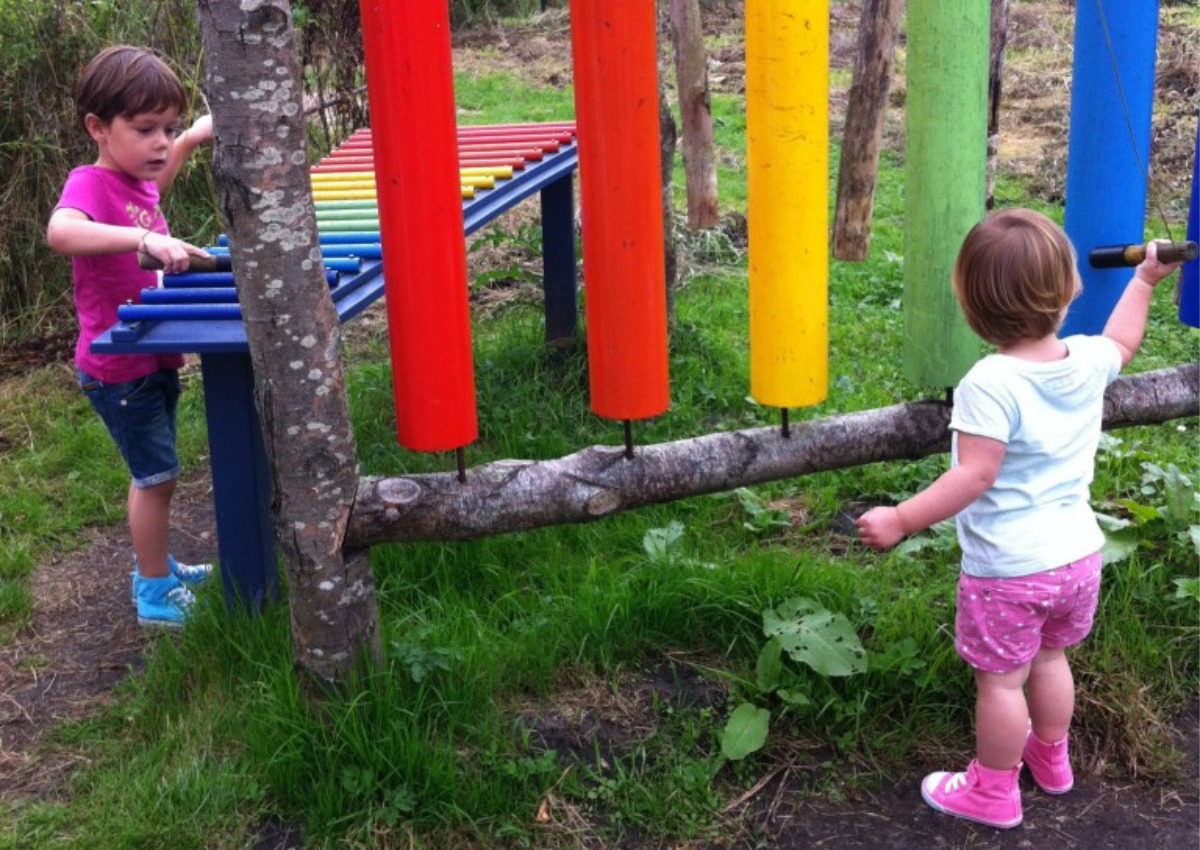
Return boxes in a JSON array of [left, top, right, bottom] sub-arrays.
[[1092, 0, 1179, 241]]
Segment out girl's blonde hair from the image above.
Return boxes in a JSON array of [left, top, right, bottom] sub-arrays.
[[952, 208, 1081, 346]]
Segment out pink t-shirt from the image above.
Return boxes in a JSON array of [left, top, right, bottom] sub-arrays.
[[55, 166, 185, 382]]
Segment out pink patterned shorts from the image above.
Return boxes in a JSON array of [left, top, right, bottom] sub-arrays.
[[955, 552, 1103, 674]]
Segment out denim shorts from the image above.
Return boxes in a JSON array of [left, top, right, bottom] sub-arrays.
[[955, 552, 1103, 674], [79, 367, 181, 488]]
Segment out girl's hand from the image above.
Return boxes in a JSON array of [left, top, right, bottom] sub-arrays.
[[1135, 240, 1184, 288], [856, 506, 907, 551]]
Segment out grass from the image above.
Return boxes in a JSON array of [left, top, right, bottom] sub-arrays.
[[3, 45, 1199, 850], [0, 368, 208, 639]]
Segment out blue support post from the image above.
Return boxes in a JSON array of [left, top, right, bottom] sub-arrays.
[[1061, 0, 1160, 336], [199, 353, 278, 610], [1179, 127, 1198, 328], [541, 171, 577, 344]]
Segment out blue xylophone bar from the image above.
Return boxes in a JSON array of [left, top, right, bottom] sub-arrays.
[[163, 270, 342, 288], [206, 244, 383, 261], [118, 303, 244, 322], [142, 287, 240, 304], [126, 261, 383, 321]]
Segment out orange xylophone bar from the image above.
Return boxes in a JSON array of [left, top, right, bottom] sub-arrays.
[[570, 2, 668, 425], [359, 0, 477, 453]]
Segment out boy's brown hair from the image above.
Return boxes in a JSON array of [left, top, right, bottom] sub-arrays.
[[74, 45, 188, 132], [952, 208, 1081, 347]]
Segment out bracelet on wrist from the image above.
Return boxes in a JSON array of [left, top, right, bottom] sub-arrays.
[[138, 229, 151, 254]]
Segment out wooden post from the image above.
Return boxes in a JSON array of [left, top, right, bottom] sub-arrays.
[[669, 0, 719, 230], [659, 56, 679, 318], [986, 0, 1011, 210], [832, 0, 903, 261]]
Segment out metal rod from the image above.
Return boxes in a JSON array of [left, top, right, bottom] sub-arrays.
[[624, 420, 634, 460], [781, 408, 790, 439], [456, 447, 467, 483]]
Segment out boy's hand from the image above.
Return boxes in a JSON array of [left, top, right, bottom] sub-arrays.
[[139, 231, 211, 275], [856, 506, 907, 551], [185, 114, 213, 147]]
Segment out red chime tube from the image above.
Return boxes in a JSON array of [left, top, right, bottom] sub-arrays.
[[359, 1, 477, 452], [569, 1, 670, 421]]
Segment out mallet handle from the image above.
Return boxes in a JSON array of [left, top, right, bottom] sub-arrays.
[[1088, 241, 1198, 268], [137, 252, 230, 273]]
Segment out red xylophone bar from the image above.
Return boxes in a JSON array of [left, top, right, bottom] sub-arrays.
[[339, 133, 570, 151], [310, 157, 530, 174], [322, 146, 546, 162]]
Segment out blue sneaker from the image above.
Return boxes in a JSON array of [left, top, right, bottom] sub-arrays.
[[131, 555, 213, 602], [168, 554, 213, 587], [134, 574, 196, 629]]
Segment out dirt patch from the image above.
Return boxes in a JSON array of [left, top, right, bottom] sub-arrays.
[[0, 472, 217, 799], [517, 664, 1197, 849]]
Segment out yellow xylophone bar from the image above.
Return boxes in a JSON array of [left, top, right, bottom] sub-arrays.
[[310, 166, 514, 182], [313, 185, 477, 201], [311, 175, 497, 192]]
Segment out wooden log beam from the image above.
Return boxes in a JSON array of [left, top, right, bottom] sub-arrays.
[[347, 365, 1198, 547]]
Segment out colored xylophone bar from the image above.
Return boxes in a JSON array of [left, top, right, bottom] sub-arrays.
[[311, 121, 577, 231], [112, 122, 577, 332]]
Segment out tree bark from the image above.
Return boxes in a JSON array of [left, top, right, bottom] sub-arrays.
[[669, 0, 719, 230], [832, 0, 904, 261], [659, 54, 679, 317], [986, 0, 1011, 210], [196, 0, 380, 691], [347, 365, 1198, 546]]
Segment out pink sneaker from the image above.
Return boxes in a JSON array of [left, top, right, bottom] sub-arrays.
[[1023, 730, 1074, 794], [921, 760, 1022, 829]]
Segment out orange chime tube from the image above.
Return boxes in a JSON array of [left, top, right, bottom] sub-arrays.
[[569, 1, 669, 421], [359, 1, 477, 452]]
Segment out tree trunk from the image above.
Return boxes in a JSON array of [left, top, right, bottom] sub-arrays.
[[196, 0, 380, 692], [986, 0, 1011, 210], [832, 0, 904, 261], [660, 54, 679, 317], [347, 365, 1198, 546], [669, 0, 719, 230]]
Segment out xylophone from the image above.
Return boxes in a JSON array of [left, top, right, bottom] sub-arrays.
[[92, 122, 579, 607]]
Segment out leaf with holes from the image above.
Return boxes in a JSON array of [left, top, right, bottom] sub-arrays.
[[763, 598, 867, 678]]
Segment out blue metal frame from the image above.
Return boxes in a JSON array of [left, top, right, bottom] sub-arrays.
[[92, 140, 578, 609]]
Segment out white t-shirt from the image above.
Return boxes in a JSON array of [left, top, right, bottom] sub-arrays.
[[949, 334, 1122, 578]]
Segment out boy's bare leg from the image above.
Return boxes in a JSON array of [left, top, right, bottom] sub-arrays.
[[128, 479, 175, 579]]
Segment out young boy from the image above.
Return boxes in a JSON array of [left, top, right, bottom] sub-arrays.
[[47, 45, 215, 627]]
